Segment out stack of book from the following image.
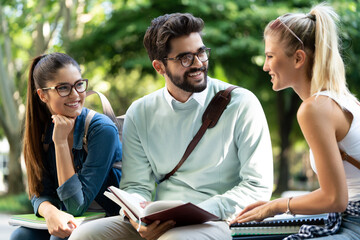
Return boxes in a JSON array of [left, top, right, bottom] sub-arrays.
[[230, 213, 327, 238]]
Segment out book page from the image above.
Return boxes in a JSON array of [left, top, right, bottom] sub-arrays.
[[230, 213, 327, 236], [105, 186, 219, 227], [107, 186, 145, 220], [262, 213, 328, 223], [103, 191, 140, 222], [144, 200, 184, 216], [231, 225, 301, 235]]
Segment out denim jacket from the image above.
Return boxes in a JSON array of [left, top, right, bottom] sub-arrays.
[[31, 108, 122, 217]]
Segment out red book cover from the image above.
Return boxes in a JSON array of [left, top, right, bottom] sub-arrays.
[[142, 202, 219, 226], [105, 186, 219, 227]]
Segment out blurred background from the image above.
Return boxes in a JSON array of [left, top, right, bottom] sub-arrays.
[[0, 0, 359, 215]]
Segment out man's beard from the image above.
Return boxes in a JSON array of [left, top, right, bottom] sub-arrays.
[[165, 66, 208, 93]]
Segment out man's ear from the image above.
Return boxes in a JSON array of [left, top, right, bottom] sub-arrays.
[[294, 49, 306, 69], [36, 89, 49, 103], [152, 60, 166, 75]]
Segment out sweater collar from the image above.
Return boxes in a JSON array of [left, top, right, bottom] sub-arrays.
[[163, 82, 208, 111]]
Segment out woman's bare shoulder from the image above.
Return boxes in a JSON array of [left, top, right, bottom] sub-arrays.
[[298, 95, 338, 121]]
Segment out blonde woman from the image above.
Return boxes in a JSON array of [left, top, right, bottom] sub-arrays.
[[231, 3, 360, 239]]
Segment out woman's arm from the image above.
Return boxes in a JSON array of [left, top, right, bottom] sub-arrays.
[[231, 96, 349, 224], [57, 115, 122, 216], [38, 201, 77, 238], [52, 114, 76, 186], [293, 96, 348, 214]]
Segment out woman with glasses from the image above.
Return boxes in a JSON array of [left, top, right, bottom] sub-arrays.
[[230, 3, 360, 239], [10, 52, 122, 240]]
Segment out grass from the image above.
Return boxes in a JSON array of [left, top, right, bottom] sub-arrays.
[[0, 192, 33, 214]]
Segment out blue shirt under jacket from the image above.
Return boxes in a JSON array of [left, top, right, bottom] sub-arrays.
[[31, 108, 122, 217]]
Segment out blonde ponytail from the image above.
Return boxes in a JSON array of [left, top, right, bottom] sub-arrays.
[[309, 4, 352, 99]]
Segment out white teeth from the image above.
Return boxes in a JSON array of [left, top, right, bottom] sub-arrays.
[[66, 102, 79, 106], [189, 72, 201, 77]]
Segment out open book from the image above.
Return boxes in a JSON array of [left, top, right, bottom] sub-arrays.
[[230, 213, 327, 236], [104, 186, 219, 226], [8, 211, 105, 230]]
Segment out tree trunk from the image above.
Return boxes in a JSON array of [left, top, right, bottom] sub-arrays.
[[274, 91, 301, 195], [34, 0, 46, 55], [7, 134, 24, 194], [0, 4, 24, 195]]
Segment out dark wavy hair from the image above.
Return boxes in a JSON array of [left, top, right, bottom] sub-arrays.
[[143, 13, 204, 63]]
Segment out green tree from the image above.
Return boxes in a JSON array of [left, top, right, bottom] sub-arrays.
[[67, 0, 304, 193], [0, 0, 105, 194], [1, 0, 360, 197], [68, 0, 360, 194], [0, 2, 27, 194]]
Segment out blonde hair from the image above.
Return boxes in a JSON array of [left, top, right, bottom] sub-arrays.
[[264, 3, 356, 100]]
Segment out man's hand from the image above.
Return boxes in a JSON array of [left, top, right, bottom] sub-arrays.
[[124, 208, 176, 240], [129, 218, 176, 240]]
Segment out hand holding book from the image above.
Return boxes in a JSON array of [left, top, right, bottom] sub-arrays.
[[104, 186, 219, 227], [126, 210, 176, 240], [9, 212, 106, 230]]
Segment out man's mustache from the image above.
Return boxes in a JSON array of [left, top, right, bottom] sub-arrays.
[[187, 66, 207, 74]]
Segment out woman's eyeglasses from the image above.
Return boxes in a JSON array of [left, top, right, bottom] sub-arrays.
[[41, 79, 88, 97], [164, 48, 211, 68], [270, 17, 304, 50]]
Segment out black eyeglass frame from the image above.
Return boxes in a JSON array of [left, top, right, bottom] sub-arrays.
[[164, 48, 211, 68], [41, 79, 88, 97]]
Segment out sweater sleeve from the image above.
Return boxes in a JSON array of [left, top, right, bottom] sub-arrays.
[[120, 107, 155, 201]]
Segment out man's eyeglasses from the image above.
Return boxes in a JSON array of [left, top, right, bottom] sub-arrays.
[[164, 48, 211, 68], [270, 17, 304, 50], [41, 79, 88, 97]]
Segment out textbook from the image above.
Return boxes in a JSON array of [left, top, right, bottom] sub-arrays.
[[230, 213, 327, 236], [104, 186, 219, 226], [8, 211, 106, 230]]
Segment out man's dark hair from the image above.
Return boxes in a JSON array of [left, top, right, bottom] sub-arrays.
[[143, 13, 204, 63]]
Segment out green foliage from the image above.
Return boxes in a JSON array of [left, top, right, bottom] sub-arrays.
[[0, 193, 32, 214], [1, 0, 360, 194], [68, 0, 303, 153], [338, 2, 360, 97], [66, 0, 360, 186]]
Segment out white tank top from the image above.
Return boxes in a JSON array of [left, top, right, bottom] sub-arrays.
[[309, 91, 360, 201]]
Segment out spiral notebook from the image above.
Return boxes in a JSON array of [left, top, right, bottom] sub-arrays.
[[230, 213, 327, 236]]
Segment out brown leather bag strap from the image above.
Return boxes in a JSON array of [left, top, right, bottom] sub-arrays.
[[159, 86, 238, 183], [340, 149, 360, 170], [86, 90, 122, 131], [340, 101, 360, 170]]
